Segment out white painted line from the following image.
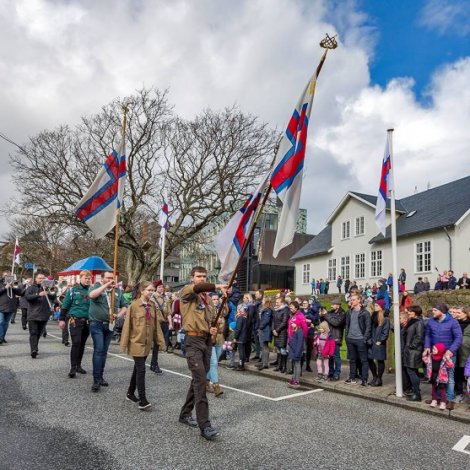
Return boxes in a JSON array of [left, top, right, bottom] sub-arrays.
[[272, 389, 324, 401], [48, 333, 322, 402], [452, 436, 470, 455]]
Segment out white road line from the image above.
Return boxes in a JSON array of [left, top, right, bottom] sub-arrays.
[[452, 436, 470, 455], [48, 333, 322, 402]]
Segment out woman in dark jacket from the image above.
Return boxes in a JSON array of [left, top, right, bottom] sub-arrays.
[[402, 305, 424, 401], [256, 297, 273, 370], [368, 303, 390, 386], [272, 297, 289, 373], [242, 293, 256, 363], [233, 305, 249, 371]]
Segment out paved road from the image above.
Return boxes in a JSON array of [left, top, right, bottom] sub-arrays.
[[1, 322, 469, 470]]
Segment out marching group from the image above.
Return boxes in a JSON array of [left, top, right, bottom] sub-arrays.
[[1, 266, 470, 442]]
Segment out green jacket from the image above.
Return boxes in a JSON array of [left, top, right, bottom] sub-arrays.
[[60, 284, 90, 320], [89, 283, 127, 322]]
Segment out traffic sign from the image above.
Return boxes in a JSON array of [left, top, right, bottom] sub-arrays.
[[24, 263, 34, 269]]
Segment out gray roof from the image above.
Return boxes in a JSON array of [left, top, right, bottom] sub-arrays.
[[291, 225, 331, 260], [292, 175, 470, 259], [369, 175, 470, 243]]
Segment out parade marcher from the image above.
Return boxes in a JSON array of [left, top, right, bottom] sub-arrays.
[[178, 266, 227, 441], [423, 303, 462, 409], [149, 280, 172, 373], [367, 303, 390, 387], [206, 292, 227, 396], [88, 272, 128, 392], [403, 305, 424, 402], [345, 293, 372, 386], [19, 278, 32, 330], [323, 299, 346, 380], [272, 296, 289, 372], [0, 271, 25, 344], [25, 273, 56, 358], [58, 270, 92, 378], [120, 281, 165, 410]]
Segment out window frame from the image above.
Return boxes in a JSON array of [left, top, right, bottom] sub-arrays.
[[341, 220, 351, 240], [370, 250, 383, 278], [354, 216, 365, 237], [415, 240, 432, 273], [302, 263, 311, 285], [354, 253, 366, 279]]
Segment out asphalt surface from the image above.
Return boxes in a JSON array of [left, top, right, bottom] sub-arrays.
[[1, 321, 469, 470]]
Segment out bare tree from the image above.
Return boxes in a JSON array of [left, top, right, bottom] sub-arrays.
[[6, 88, 276, 282]]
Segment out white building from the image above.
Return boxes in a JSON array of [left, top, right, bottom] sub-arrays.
[[292, 176, 470, 295]]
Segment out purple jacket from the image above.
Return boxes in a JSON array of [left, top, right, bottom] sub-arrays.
[[465, 355, 470, 377], [424, 313, 463, 355]]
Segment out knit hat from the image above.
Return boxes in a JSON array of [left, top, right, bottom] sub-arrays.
[[153, 279, 163, 288], [376, 299, 386, 310], [434, 303, 447, 314], [431, 343, 446, 360], [331, 299, 341, 306]]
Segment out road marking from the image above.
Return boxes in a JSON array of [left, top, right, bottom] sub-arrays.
[[452, 436, 470, 455], [48, 333, 322, 402]]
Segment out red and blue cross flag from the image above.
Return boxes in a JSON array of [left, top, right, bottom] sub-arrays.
[[74, 144, 126, 239], [271, 50, 327, 257], [158, 200, 169, 248], [374, 135, 394, 236]]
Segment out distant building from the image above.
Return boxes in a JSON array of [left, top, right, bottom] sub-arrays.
[[291, 176, 470, 295]]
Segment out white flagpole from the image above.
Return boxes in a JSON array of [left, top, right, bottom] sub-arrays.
[[159, 225, 166, 282], [388, 128, 403, 398]]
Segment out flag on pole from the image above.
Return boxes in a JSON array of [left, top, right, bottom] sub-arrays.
[[158, 201, 169, 248], [214, 173, 269, 283], [74, 143, 126, 239], [374, 136, 394, 236], [271, 50, 327, 258], [13, 238, 21, 264]]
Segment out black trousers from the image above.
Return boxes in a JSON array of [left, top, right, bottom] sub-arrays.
[[180, 336, 212, 430], [28, 320, 48, 353], [129, 356, 147, 400], [150, 339, 159, 367], [346, 339, 369, 382], [69, 319, 89, 368], [21, 308, 28, 329]]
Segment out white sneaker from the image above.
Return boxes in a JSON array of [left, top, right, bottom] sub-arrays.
[[439, 401, 446, 410], [429, 400, 438, 408]]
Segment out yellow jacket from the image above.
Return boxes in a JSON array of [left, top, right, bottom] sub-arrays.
[[120, 299, 165, 357]]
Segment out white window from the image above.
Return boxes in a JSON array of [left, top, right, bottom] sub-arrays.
[[416, 241, 431, 273], [355, 216, 365, 236], [340, 256, 350, 279], [341, 220, 351, 240], [302, 263, 311, 284], [370, 250, 383, 277], [355, 253, 366, 279], [328, 259, 337, 281]]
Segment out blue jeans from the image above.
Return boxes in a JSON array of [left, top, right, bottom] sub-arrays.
[[0, 312, 14, 341], [206, 344, 222, 384], [446, 356, 457, 402], [90, 321, 113, 381], [328, 343, 342, 378]]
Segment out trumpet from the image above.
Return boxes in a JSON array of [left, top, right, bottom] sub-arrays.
[[40, 280, 56, 312]]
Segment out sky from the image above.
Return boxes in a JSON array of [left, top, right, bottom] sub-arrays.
[[1, 0, 470, 240]]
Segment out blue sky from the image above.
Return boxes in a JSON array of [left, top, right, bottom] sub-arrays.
[[357, 0, 470, 100]]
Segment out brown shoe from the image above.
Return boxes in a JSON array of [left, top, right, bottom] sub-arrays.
[[446, 401, 455, 411], [424, 399, 433, 405], [213, 384, 224, 397], [206, 381, 214, 393]]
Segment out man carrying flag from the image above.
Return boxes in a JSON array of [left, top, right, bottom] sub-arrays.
[[271, 46, 330, 258]]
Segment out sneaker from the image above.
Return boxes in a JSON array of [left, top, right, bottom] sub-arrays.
[[429, 400, 437, 408], [332, 376, 340, 381], [138, 400, 152, 410], [287, 380, 300, 389], [455, 394, 464, 404], [126, 393, 138, 403], [360, 381, 369, 387], [439, 401, 447, 410], [179, 415, 198, 427], [344, 378, 357, 384], [201, 426, 219, 440]]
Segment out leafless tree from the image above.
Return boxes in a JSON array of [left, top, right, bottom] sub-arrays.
[[6, 88, 276, 281]]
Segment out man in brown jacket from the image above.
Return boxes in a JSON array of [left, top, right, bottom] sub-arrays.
[[178, 266, 227, 440]]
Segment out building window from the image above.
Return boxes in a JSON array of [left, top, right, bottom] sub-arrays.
[[302, 263, 311, 284], [341, 220, 351, 240], [355, 216, 365, 236], [328, 259, 337, 281], [370, 250, 383, 277], [340, 256, 350, 279], [355, 253, 366, 279], [416, 241, 431, 273]]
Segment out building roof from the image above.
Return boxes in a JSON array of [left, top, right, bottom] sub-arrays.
[[259, 230, 314, 265], [291, 225, 331, 260], [369, 175, 470, 243], [292, 175, 470, 259]]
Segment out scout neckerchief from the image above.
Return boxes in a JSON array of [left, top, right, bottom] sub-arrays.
[[144, 303, 151, 325]]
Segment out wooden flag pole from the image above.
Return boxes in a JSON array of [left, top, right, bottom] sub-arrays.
[[110, 106, 128, 322]]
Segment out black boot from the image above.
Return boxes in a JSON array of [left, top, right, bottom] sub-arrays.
[[286, 360, 293, 375], [270, 353, 280, 366], [369, 376, 377, 386], [280, 355, 287, 373], [374, 378, 383, 387], [406, 393, 421, 402], [68, 367, 77, 378]]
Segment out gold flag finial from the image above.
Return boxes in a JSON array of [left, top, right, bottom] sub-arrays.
[[320, 33, 338, 50]]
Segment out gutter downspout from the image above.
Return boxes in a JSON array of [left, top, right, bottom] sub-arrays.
[[443, 226, 452, 270]]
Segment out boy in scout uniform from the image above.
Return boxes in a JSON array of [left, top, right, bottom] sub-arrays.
[[178, 266, 227, 440], [59, 270, 92, 378]]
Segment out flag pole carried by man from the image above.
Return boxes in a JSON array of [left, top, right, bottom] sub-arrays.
[[159, 199, 169, 283], [11, 238, 21, 277], [374, 129, 403, 397]]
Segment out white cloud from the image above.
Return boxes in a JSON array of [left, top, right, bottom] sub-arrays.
[[419, 0, 470, 36], [0, 0, 469, 241]]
